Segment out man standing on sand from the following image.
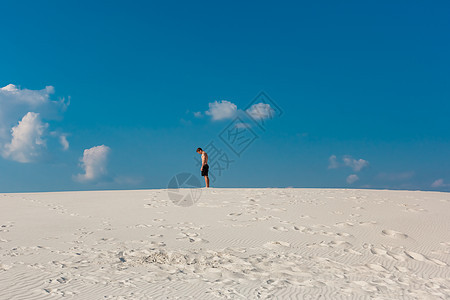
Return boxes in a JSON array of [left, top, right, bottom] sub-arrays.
[[196, 147, 209, 188]]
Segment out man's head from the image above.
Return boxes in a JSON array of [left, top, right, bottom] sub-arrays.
[[196, 147, 203, 154]]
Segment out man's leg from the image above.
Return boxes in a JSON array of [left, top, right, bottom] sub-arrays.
[[205, 176, 209, 188]]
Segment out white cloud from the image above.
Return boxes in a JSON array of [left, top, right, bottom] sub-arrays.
[[328, 155, 339, 169], [50, 131, 70, 151], [329, 154, 369, 172], [2, 112, 48, 163], [342, 156, 369, 172], [246, 103, 274, 120], [235, 122, 251, 129], [0, 84, 69, 161], [346, 174, 359, 184], [75, 145, 111, 182], [201, 100, 276, 124], [0, 84, 67, 126], [431, 179, 443, 188], [329, 155, 367, 184], [59, 135, 69, 151], [205, 100, 237, 121], [1, 84, 17, 92], [431, 179, 449, 188], [0, 84, 54, 105]]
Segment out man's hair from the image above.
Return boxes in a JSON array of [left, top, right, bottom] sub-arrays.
[[196, 147, 203, 152]]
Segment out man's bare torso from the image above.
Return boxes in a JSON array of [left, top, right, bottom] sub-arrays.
[[202, 151, 208, 166]]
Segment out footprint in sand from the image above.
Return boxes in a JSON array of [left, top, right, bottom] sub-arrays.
[[227, 212, 242, 217], [269, 208, 287, 212], [335, 222, 354, 228], [401, 250, 446, 266], [359, 221, 377, 226], [0, 264, 12, 271], [405, 207, 427, 213], [176, 232, 209, 243], [307, 240, 352, 249], [131, 224, 152, 228], [279, 220, 295, 225], [328, 240, 353, 248], [263, 241, 290, 249], [381, 229, 409, 239], [344, 248, 362, 255], [312, 224, 331, 229], [157, 224, 173, 229], [149, 241, 166, 247], [43, 288, 77, 297], [366, 244, 408, 261], [336, 232, 353, 238], [428, 258, 447, 266], [404, 251, 426, 261], [292, 225, 306, 231], [366, 263, 387, 272], [271, 226, 289, 232], [148, 234, 164, 239], [0, 222, 14, 232]]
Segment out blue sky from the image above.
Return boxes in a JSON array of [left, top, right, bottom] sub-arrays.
[[1, 0, 449, 192]]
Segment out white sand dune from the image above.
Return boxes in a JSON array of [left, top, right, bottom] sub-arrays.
[[1, 188, 449, 299]]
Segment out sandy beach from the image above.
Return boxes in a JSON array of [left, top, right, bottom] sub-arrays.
[[1, 188, 449, 299]]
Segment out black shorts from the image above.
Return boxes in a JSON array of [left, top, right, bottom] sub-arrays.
[[201, 164, 209, 176]]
